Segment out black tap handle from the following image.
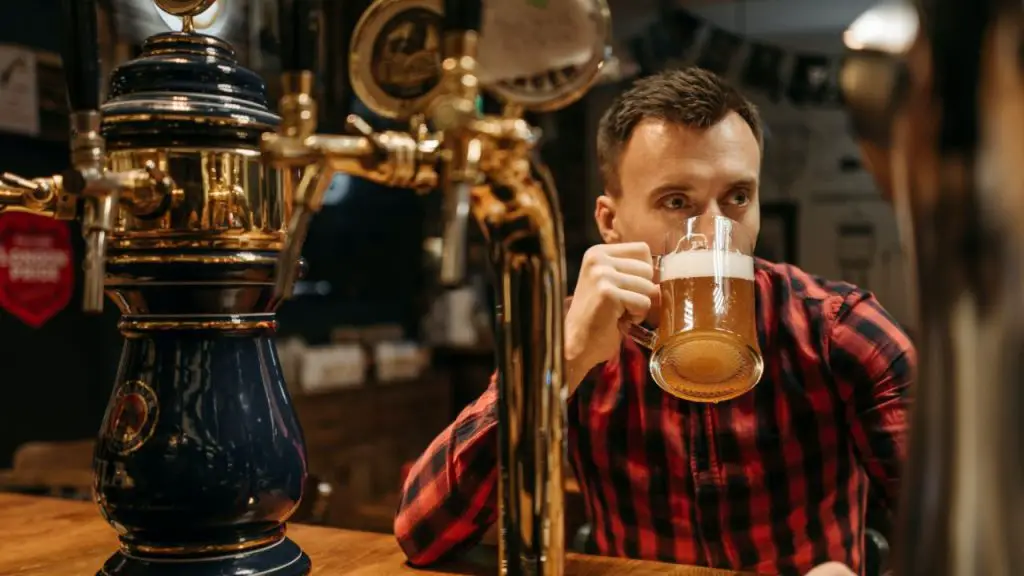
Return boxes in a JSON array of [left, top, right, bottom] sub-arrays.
[[443, 0, 482, 33], [59, 0, 101, 113], [279, 0, 318, 72]]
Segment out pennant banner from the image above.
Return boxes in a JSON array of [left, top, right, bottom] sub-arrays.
[[0, 211, 74, 328]]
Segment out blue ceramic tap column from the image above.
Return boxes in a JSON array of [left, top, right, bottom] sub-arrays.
[[85, 8, 312, 576], [94, 317, 310, 576]]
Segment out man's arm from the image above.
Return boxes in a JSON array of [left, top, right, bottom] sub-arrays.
[[828, 291, 916, 522], [394, 374, 500, 566]]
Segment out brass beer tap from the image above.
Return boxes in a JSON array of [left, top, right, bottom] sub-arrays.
[[429, 0, 482, 286], [267, 0, 609, 572], [842, 1, 1024, 574], [0, 0, 174, 312], [2, 0, 320, 573], [265, 0, 439, 298]]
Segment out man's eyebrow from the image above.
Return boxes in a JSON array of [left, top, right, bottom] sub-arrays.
[[648, 183, 695, 196], [724, 177, 758, 189]]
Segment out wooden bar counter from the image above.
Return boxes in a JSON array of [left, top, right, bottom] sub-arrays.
[[0, 493, 741, 575]]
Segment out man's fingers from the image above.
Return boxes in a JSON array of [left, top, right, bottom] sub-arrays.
[[601, 242, 653, 265], [615, 287, 652, 323], [609, 270, 658, 298], [608, 256, 656, 281]]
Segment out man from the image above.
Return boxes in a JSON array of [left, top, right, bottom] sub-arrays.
[[395, 68, 913, 576]]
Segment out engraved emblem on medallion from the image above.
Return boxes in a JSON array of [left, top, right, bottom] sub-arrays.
[[370, 7, 442, 99], [105, 380, 159, 455]]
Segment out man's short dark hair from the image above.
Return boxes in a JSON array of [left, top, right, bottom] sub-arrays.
[[597, 67, 763, 194]]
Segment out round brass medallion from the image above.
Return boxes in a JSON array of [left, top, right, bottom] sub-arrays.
[[154, 0, 217, 17], [349, 0, 445, 120]]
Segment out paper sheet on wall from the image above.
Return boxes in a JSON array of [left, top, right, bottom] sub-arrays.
[[477, 0, 602, 83], [0, 45, 39, 137]]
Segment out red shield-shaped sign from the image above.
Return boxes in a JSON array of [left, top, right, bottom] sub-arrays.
[[0, 211, 74, 328]]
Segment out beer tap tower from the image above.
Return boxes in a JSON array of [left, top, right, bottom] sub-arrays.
[[842, 0, 1024, 574], [264, 0, 608, 573], [1, 0, 312, 574]]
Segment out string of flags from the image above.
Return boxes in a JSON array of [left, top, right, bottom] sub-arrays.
[[601, 4, 843, 108]]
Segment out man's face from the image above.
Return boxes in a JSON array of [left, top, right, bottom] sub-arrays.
[[596, 112, 762, 255]]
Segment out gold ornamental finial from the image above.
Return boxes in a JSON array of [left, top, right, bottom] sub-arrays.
[[154, 0, 217, 33]]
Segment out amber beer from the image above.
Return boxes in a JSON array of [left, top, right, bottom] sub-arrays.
[[651, 250, 762, 401], [627, 214, 764, 402]]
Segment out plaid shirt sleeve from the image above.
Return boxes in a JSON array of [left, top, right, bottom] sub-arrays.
[[828, 290, 916, 517], [394, 373, 500, 566]]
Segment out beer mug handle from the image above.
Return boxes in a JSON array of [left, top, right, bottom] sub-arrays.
[[626, 323, 657, 350]]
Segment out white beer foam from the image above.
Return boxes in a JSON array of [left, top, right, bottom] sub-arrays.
[[661, 251, 755, 281]]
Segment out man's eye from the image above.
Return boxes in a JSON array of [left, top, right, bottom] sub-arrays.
[[728, 190, 750, 206], [660, 196, 688, 210]]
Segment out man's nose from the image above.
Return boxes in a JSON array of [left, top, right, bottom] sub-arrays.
[[697, 202, 724, 218]]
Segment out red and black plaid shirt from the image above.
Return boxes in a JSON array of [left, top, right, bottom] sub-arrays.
[[395, 259, 914, 575]]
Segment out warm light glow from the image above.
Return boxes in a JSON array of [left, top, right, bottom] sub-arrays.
[[843, 2, 918, 54], [156, 0, 230, 36]]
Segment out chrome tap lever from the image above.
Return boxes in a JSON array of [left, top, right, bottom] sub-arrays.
[[438, 181, 471, 286], [433, 0, 482, 287], [59, 0, 113, 313], [81, 193, 116, 312], [274, 164, 319, 298], [270, 0, 320, 298], [438, 138, 480, 286]]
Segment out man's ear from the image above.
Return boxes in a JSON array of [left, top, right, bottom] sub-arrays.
[[595, 193, 621, 243]]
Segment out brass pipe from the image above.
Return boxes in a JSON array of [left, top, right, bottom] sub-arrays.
[[0, 186, 22, 205], [473, 153, 567, 576]]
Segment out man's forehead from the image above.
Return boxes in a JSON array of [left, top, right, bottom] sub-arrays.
[[625, 114, 759, 154], [620, 115, 761, 171]]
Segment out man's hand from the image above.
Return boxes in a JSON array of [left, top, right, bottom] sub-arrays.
[[803, 562, 856, 576], [564, 243, 657, 394]]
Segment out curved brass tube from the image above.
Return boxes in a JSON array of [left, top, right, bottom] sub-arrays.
[[473, 157, 567, 576]]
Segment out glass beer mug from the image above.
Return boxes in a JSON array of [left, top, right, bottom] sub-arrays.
[[628, 215, 764, 402]]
